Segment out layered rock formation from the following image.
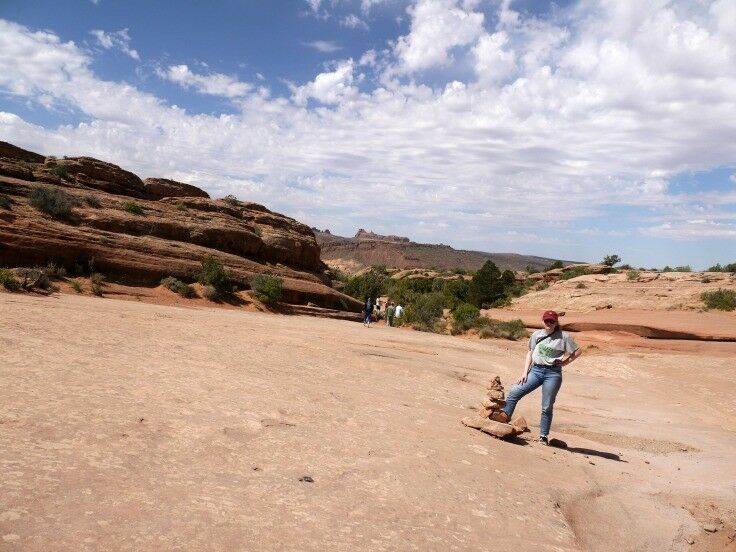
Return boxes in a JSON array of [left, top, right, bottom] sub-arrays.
[[462, 376, 528, 439], [0, 142, 362, 311], [315, 229, 574, 273]]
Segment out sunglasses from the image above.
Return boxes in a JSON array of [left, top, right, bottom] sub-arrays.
[[543, 319, 557, 324]]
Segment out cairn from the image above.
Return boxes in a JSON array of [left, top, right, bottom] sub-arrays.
[[462, 376, 528, 439]]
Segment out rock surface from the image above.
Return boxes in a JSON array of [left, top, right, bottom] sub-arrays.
[[0, 142, 361, 311]]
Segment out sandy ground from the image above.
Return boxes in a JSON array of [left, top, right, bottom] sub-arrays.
[[2, 292, 736, 551]]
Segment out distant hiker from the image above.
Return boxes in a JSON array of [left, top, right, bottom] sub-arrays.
[[386, 302, 396, 327], [395, 304, 404, 320], [363, 298, 373, 327], [502, 310, 581, 445]]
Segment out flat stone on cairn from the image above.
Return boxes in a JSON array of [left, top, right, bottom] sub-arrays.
[[462, 376, 527, 439]]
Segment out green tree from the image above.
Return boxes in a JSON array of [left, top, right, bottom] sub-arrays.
[[546, 260, 564, 271], [602, 254, 621, 267], [468, 261, 515, 308]]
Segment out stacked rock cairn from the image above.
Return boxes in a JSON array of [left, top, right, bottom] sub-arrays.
[[462, 376, 528, 439]]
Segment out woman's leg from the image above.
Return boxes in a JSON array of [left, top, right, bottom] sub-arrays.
[[539, 368, 563, 437], [503, 366, 544, 418]]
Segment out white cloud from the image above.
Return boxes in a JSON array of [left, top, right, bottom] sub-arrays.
[[341, 14, 369, 29], [158, 64, 253, 98], [304, 40, 343, 53], [292, 60, 357, 104], [2, 1, 736, 256], [641, 220, 736, 239], [394, 0, 484, 73], [90, 28, 139, 60]]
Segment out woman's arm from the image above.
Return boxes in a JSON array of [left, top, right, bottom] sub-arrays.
[[555, 348, 582, 367], [517, 349, 533, 384]]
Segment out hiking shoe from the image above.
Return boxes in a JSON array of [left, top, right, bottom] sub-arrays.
[[538, 436, 549, 446]]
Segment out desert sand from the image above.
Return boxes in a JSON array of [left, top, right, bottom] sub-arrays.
[[1, 292, 735, 551]]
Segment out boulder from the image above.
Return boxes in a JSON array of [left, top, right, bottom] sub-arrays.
[[462, 417, 518, 439], [490, 410, 509, 423], [143, 178, 210, 199]]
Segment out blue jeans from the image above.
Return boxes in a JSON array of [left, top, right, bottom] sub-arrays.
[[503, 364, 562, 437]]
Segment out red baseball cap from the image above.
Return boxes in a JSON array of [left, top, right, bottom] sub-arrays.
[[542, 310, 558, 322]]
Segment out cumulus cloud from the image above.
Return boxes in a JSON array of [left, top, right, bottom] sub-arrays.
[[1, 1, 736, 258], [158, 65, 253, 98], [90, 28, 139, 60], [394, 0, 484, 73], [341, 14, 369, 29]]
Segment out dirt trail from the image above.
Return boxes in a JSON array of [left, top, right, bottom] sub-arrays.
[[1, 293, 735, 551]]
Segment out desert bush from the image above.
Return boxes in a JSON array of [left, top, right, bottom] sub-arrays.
[[575, 282, 587, 289], [0, 268, 21, 291], [701, 289, 736, 311], [197, 256, 231, 298], [202, 284, 219, 300], [662, 266, 673, 272], [673, 265, 692, 272], [545, 260, 564, 271], [15, 267, 50, 289], [626, 270, 641, 281], [222, 194, 239, 206], [122, 201, 145, 216], [451, 302, 480, 334], [70, 280, 83, 293], [29, 186, 76, 219], [49, 164, 70, 180], [253, 274, 283, 298], [478, 319, 529, 341], [0, 195, 11, 210], [344, 270, 387, 302], [619, 264, 632, 270], [44, 261, 67, 279], [175, 201, 187, 211], [160, 276, 196, 298], [251, 274, 283, 304], [403, 292, 444, 332], [536, 281, 549, 290], [560, 266, 591, 280], [85, 195, 101, 208], [90, 272, 104, 296], [708, 262, 736, 272]]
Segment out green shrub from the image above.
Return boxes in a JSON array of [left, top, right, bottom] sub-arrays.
[[701, 289, 736, 311], [90, 272, 104, 296], [626, 270, 641, 281], [662, 266, 673, 272], [122, 201, 145, 216], [251, 274, 283, 304], [403, 292, 444, 331], [0, 268, 21, 291], [197, 256, 231, 298], [29, 186, 76, 219], [49, 164, 70, 180], [478, 319, 529, 341], [575, 282, 587, 289], [70, 280, 83, 293], [602, 254, 621, 267], [708, 262, 736, 272], [451, 302, 480, 334], [560, 266, 591, 280], [45, 261, 66, 279], [344, 270, 387, 301], [537, 281, 549, 290], [175, 201, 187, 211], [545, 260, 564, 271], [85, 195, 101, 208], [15, 267, 50, 289], [160, 276, 196, 298], [0, 195, 11, 210], [468, 261, 516, 308]]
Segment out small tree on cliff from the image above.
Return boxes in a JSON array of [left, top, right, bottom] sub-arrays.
[[602, 254, 621, 267]]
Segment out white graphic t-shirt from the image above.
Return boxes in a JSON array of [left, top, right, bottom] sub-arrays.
[[529, 328, 579, 366]]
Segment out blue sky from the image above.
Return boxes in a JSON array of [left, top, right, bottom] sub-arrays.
[[1, 0, 735, 269]]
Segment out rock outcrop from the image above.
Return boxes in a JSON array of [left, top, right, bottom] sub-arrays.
[[462, 376, 527, 439], [0, 142, 362, 311]]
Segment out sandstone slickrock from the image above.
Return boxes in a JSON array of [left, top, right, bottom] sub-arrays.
[[462, 376, 522, 439], [0, 142, 362, 311]]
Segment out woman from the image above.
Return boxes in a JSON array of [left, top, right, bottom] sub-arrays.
[[502, 310, 581, 445]]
